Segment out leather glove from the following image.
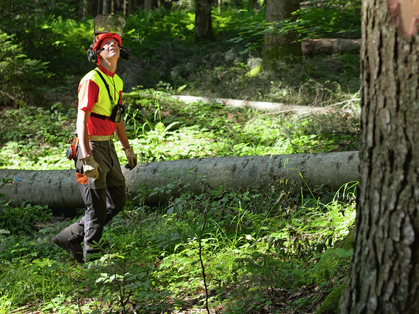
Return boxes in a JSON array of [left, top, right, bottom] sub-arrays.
[[80, 155, 101, 179], [124, 147, 138, 170]]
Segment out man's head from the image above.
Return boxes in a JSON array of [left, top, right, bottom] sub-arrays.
[[89, 33, 122, 64], [92, 33, 122, 52]]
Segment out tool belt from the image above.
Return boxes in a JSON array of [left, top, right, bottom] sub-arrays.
[[89, 134, 114, 141], [66, 135, 79, 160], [66, 134, 114, 160]]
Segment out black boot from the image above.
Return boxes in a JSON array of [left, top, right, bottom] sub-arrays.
[[52, 223, 84, 263]]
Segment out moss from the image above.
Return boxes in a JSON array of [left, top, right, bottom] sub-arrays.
[[316, 282, 347, 314], [334, 227, 355, 250]]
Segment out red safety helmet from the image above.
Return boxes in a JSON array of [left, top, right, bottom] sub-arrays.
[[92, 33, 122, 52]]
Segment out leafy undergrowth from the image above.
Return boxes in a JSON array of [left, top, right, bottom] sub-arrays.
[[0, 76, 359, 314], [0, 2, 361, 311], [0, 178, 356, 313], [0, 88, 360, 170]]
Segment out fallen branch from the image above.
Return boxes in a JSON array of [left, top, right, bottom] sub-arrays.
[[198, 205, 210, 314], [0, 89, 16, 102], [169, 95, 357, 114]]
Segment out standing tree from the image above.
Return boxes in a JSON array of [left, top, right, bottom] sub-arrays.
[[340, 1, 419, 313], [145, 0, 153, 11], [102, 0, 112, 13], [79, 0, 93, 19], [263, 0, 301, 59], [195, 0, 214, 41]]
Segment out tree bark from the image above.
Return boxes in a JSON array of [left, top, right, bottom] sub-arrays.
[[340, 1, 419, 313], [264, 0, 302, 58], [195, 0, 214, 41], [0, 152, 359, 212]]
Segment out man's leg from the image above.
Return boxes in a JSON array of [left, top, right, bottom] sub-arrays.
[[105, 185, 126, 222], [83, 187, 108, 261], [53, 185, 125, 262], [79, 185, 125, 261]]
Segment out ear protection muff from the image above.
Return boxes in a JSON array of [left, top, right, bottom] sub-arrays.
[[87, 43, 104, 63], [120, 47, 132, 61], [87, 34, 131, 63], [87, 44, 97, 63]]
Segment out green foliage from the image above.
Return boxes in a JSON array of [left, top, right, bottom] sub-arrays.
[[297, 0, 361, 39], [46, 17, 94, 75], [0, 2, 361, 312], [0, 0, 83, 77], [267, 182, 356, 261], [0, 91, 359, 169], [308, 248, 353, 287], [227, 0, 361, 55], [0, 32, 50, 106], [0, 175, 356, 312], [126, 8, 195, 44], [0, 103, 76, 169], [0, 201, 52, 235], [1, 0, 361, 104]]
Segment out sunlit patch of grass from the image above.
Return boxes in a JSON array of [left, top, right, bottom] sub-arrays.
[[0, 92, 359, 170]]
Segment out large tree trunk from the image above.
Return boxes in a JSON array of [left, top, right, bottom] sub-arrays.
[[340, 1, 419, 313], [144, 0, 152, 11], [102, 0, 112, 13], [264, 0, 302, 58], [0, 152, 359, 213], [195, 0, 214, 41], [80, 0, 93, 19], [128, 0, 133, 14]]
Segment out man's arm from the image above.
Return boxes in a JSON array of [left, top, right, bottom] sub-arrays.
[[115, 119, 130, 149], [116, 119, 137, 169], [76, 108, 102, 178], [77, 109, 92, 158]]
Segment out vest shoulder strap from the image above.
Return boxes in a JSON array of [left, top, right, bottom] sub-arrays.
[[94, 69, 113, 103]]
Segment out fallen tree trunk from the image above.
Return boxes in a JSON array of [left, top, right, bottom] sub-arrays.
[[0, 152, 359, 213], [301, 38, 361, 55]]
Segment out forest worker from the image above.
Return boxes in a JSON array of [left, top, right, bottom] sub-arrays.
[[52, 31, 137, 263]]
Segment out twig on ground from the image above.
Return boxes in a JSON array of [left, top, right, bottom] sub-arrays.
[[0, 89, 16, 102], [198, 206, 210, 314]]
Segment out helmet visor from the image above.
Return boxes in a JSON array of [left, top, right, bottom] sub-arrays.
[[93, 14, 126, 38]]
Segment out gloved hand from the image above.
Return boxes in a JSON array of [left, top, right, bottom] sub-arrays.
[[80, 155, 101, 179], [124, 147, 138, 170]]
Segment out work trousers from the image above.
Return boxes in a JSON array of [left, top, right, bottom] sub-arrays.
[[63, 138, 126, 261]]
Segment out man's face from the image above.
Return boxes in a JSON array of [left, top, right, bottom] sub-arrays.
[[98, 38, 120, 61]]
